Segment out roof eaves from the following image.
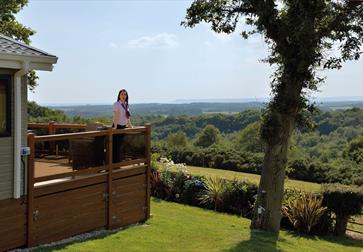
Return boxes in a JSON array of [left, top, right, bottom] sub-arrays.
[[0, 34, 57, 58], [0, 52, 58, 64]]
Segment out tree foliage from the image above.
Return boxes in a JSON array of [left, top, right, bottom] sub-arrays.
[[344, 135, 363, 164], [194, 124, 221, 148], [183, 0, 363, 232], [0, 0, 38, 90], [235, 121, 264, 153], [166, 130, 188, 148]]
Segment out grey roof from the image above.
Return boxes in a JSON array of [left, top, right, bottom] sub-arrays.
[[0, 34, 56, 58]]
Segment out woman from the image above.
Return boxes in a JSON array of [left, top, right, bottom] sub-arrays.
[[112, 89, 133, 163], [113, 89, 133, 129]]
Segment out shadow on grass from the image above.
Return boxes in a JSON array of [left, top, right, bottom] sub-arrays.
[[227, 230, 281, 252], [152, 197, 163, 203], [287, 230, 363, 248]]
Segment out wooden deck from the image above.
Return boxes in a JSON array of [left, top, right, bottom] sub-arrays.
[[0, 123, 151, 251], [35, 159, 72, 178]]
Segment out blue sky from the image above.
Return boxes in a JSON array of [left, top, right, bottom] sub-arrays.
[[17, 0, 363, 105]]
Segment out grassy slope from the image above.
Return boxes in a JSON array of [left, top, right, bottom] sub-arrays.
[[35, 199, 362, 252], [169, 165, 321, 192]]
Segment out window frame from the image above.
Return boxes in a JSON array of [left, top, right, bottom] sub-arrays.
[[0, 75, 11, 137]]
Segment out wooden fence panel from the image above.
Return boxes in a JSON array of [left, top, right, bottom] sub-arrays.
[[111, 174, 147, 228], [2, 125, 153, 249], [32, 183, 107, 245], [0, 198, 27, 251]]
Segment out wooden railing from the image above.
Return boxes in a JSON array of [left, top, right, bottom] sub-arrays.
[[28, 122, 87, 133], [26, 124, 151, 247], [28, 122, 88, 155]]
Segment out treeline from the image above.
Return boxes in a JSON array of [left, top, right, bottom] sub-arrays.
[[50, 102, 264, 118], [49, 100, 363, 118], [149, 108, 363, 185], [28, 101, 110, 125]]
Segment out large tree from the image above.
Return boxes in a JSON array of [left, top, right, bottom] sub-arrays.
[[0, 0, 38, 90], [183, 0, 363, 232]]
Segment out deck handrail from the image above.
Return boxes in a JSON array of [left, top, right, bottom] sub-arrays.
[[33, 126, 146, 142], [28, 122, 87, 129]]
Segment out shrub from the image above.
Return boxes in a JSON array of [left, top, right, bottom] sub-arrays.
[[282, 192, 327, 234], [322, 184, 363, 235], [199, 176, 227, 211], [168, 170, 189, 202], [222, 179, 258, 217], [150, 170, 171, 199], [181, 176, 206, 206]]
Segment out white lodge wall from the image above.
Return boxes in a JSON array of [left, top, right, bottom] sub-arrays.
[[0, 69, 27, 200], [0, 69, 15, 199]]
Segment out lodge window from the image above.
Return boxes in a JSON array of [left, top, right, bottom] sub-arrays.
[[0, 75, 11, 137]]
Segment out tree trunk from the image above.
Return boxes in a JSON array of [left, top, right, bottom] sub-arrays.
[[250, 112, 294, 233], [334, 215, 349, 236]]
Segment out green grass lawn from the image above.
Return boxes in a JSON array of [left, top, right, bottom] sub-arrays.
[[35, 199, 362, 252], [348, 215, 363, 233], [169, 165, 321, 192]]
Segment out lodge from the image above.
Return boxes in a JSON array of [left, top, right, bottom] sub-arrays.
[[0, 34, 151, 251]]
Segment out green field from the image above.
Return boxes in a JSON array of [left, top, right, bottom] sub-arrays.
[[168, 165, 321, 192], [34, 199, 362, 252]]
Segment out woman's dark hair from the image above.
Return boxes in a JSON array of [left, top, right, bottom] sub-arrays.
[[117, 89, 129, 103]]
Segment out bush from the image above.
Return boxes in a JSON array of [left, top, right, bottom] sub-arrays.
[[282, 192, 327, 234], [322, 184, 363, 235], [181, 176, 205, 206], [150, 170, 171, 199], [199, 177, 227, 211], [222, 179, 258, 217]]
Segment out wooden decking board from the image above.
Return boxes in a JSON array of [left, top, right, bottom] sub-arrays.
[[34, 173, 107, 197], [112, 165, 147, 180], [34, 184, 106, 206], [34, 210, 106, 234], [35, 182, 106, 204], [112, 196, 146, 207], [34, 160, 72, 178], [0, 198, 27, 251], [113, 210, 146, 228], [34, 202, 106, 222], [33, 183, 107, 245], [113, 173, 145, 185], [113, 181, 146, 192], [114, 203, 146, 214]]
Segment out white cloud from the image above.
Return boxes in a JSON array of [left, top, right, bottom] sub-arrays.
[[127, 33, 178, 49]]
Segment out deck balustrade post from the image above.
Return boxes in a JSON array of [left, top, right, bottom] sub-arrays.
[[144, 123, 151, 218], [48, 121, 56, 155], [27, 133, 35, 247], [106, 128, 113, 229]]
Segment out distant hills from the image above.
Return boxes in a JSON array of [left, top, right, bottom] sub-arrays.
[[173, 96, 363, 103], [49, 99, 363, 118]]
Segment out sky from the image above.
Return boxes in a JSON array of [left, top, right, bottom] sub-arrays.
[[17, 0, 363, 105]]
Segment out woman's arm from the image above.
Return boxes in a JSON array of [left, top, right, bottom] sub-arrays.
[[113, 111, 118, 129]]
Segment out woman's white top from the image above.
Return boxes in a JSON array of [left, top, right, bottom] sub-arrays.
[[113, 101, 128, 126]]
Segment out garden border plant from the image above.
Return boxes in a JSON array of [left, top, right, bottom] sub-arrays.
[[151, 157, 363, 237]]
